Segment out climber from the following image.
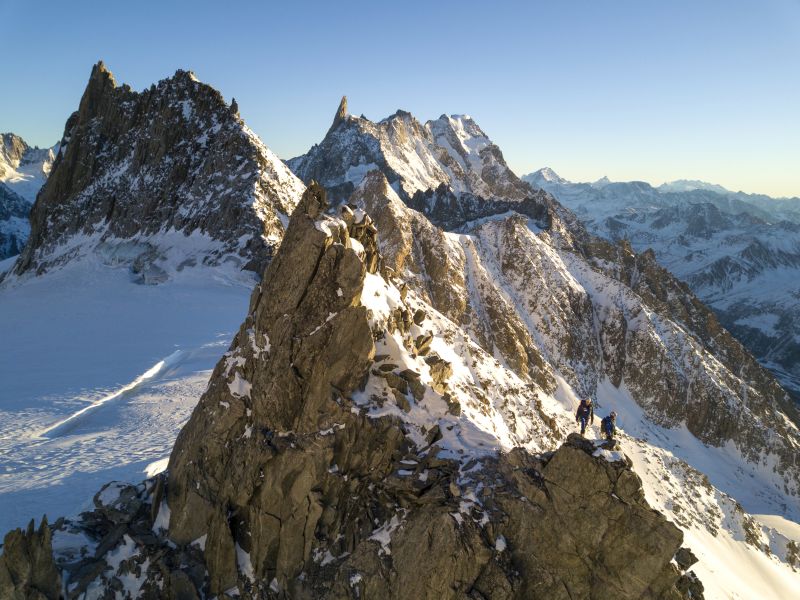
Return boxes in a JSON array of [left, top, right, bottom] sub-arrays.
[[575, 397, 594, 436], [601, 412, 617, 440]]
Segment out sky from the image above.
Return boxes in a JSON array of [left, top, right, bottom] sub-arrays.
[[2, 0, 799, 197]]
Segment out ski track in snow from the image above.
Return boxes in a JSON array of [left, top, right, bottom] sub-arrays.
[[39, 349, 182, 438], [0, 259, 252, 533]]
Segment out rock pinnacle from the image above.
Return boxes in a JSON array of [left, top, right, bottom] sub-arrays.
[[330, 95, 347, 132]]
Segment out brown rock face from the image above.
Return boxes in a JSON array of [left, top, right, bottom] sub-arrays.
[[329, 96, 348, 133], [156, 184, 690, 598], [0, 517, 61, 600]]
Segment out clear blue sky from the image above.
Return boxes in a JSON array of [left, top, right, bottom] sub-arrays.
[[2, 0, 799, 196]]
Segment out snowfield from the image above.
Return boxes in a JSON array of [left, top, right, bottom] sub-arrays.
[[0, 257, 252, 534]]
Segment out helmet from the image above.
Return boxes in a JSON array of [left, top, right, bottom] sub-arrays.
[[610, 411, 617, 418]]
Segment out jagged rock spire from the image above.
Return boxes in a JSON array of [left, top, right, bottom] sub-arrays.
[[329, 95, 347, 132], [78, 61, 117, 121]]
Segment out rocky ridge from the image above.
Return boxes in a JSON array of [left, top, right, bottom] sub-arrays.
[[6, 62, 305, 282], [0, 184, 698, 599]]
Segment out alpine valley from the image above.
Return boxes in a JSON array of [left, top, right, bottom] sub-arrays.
[[0, 64, 798, 599]]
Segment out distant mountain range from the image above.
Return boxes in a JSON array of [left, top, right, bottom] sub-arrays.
[[524, 168, 800, 400]]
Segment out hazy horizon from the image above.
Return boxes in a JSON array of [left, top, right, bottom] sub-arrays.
[[2, 0, 798, 197]]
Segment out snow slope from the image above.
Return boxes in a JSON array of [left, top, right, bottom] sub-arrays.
[[599, 379, 800, 599], [0, 257, 252, 534]]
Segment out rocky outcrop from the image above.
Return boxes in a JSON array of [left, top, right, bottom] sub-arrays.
[[0, 517, 61, 600], [10, 62, 304, 279], [329, 96, 348, 133], [0, 184, 697, 598]]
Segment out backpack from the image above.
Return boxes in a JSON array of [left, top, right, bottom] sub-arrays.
[[602, 416, 614, 435]]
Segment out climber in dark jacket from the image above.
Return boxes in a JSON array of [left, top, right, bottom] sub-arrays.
[[575, 398, 594, 435], [601, 412, 617, 440]]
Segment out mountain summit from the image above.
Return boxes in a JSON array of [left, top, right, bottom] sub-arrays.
[[526, 166, 568, 186], [7, 62, 304, 282], [288, 100, 533, 203]]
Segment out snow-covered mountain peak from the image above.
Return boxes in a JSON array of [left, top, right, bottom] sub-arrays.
[[591, 175, 612, 188], [526, 166, 568, 187], [659, 179, 731, 194], [288, 103, 532, 205], [426, 113, 492, 176], [0, 133, 58, 202], [5, 63, 304, 282], [428, 113, 484, 137]]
